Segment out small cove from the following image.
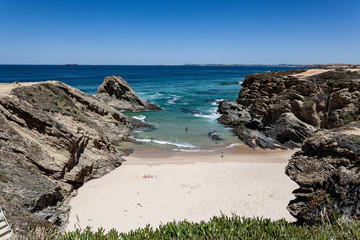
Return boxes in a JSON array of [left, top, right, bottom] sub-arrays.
[[0, 65, 299, 150]]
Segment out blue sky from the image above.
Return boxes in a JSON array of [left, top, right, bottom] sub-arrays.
[[1, 0, 359, 64]]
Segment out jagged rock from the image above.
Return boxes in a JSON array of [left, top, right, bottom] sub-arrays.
[[285, 122, 360, 224], [96, 76, 161, 112], [208, 130, 223, 143], [0, 81, 147, 233], [218, 69, 360, 149]]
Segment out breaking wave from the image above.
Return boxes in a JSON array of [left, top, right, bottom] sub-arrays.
[[167, 94, 183, 105], [211, 99, 224, 106], [132, 115, 146, 122], [192, 108, 220, 121], [226, 143, 242, 148], [134, 138, 196, 148]]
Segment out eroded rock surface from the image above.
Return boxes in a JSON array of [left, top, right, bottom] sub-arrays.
[[0, 81, 145, 232], [96, 76, 161, 112], [218, 69, 360, 149], [285, 122, 360, 224]]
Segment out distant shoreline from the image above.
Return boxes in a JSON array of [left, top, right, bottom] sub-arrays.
[[1, 63, 358, 67]]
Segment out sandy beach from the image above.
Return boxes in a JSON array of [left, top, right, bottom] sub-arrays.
[[66, 146, 299, 233]]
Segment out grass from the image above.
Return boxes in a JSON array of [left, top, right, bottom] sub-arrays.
[[19, 215, 360, 240]]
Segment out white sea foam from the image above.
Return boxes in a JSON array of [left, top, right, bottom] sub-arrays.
[[226, 143, 242, 148], [147, 92, 164, 100], [167, 94, 182, 104], [134, 138, 196, 148], [211, 99, 224, 106], [173, 149, 216, 153], [192, 108, 221, 121], [132, 115, 146, 122], [134, 138, 152, 143]]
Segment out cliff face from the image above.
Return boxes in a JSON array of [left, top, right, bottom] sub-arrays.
[[285, 122, 360, 224], [0, 81, 145, 231], [96, 76, 161, 112], [218, 69, 360, 149]]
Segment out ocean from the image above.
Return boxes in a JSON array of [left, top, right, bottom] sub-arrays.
[[0, 65, 300, 151]]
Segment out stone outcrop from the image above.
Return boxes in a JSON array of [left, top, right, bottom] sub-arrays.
[[208, 131, 223, 143], [285, 122, 360, 224], [0, 81, 147, 233], [218, 69, 360, 149], [96, 76, 161, 112]]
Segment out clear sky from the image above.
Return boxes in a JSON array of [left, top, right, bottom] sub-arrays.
[[1, 0, 359, 65]]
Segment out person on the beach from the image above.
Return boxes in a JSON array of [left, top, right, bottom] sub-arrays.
[[185, 126, 188, 132], [221, 152, 224, 158]]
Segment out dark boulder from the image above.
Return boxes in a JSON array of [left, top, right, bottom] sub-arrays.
[[96, 76, 161, 112], [208, 131, 223, 143]]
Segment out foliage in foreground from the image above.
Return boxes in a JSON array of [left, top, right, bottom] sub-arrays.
[[20, 215, 360, 240]]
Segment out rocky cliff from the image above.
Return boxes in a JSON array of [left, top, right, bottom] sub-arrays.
[[218, 69, 360, 149], [285, 122, 360, 224], [96, 76, 161, 112], [0, 81, 146, 233]]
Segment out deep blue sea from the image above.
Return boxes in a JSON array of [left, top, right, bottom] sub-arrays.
[[0, 65, 300, 151]]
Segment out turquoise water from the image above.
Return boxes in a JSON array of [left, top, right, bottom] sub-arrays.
[[0, 65, 300, 150]]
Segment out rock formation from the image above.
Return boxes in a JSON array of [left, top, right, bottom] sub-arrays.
[[96, 76, 161, 112], [208, 130, 223, 143], [218, 69, 360, 149], [285, 122, 360, 224], [0, 81, 147, 233]]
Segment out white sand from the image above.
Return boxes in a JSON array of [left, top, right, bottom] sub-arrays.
[[0, 82, 38, 97], [293, 69, 330, 76], [66, 147, 299, 233], [0, 81, 60, 98]]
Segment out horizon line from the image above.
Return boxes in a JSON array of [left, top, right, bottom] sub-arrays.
[[0, 63, 357, 66]]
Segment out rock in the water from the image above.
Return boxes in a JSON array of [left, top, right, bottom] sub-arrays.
[[0, 81, 145, 233], [218, 69, 360, 149], [208, 130, 223, 143], [285, 122, 360, 224], [96, 75, 161, 112]]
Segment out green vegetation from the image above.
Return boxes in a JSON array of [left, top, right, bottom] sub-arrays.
[[13, 83, 79, 116], [31, 143, 41, 154], [314, 70, 360, 89], [19, 215, 360, 239], [349, 135, 360, 145], [344, 112, 356, 125], [297, 190, 332, 224], [253, 69, 306, 79], [0, 172, 9, 183], [314, 70, 360, 82]]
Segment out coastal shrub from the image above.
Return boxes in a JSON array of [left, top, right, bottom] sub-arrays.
[[344, 112, 356, 125], [252, 69, 306, 79], [23, 215, 360, 239], [313, 70, 360, 88]]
